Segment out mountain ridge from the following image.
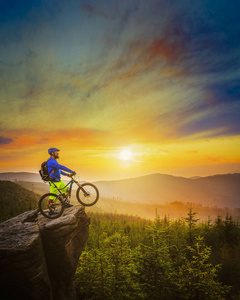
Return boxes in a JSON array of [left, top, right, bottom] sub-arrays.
[[0, 171, 239, 183], [94, 173, 240, 208], [0, 172, 41, 182], [1, 172, 239, 208]]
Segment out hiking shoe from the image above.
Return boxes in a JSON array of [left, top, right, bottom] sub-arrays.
[[48, 210, 58, 215], [64, 203, 74, 208]]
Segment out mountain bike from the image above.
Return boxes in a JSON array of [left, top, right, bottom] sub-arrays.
[[38, 174, 99, 219]]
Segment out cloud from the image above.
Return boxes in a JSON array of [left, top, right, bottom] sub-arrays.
[[176, 104, 240, 139], [81, 1, 139, 22], [0, 136, 13, 145], [0, 127, 118, 151], [81, 4, 108, 19], [36, 138, 50, 144], [147, 37, 184, 65], [1, 0, 240, 145], [206, 80, 240, 105]]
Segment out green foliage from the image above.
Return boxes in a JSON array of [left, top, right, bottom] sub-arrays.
[[0, 181, 40, 222], [134, 222, 176, 299], [75, 214, 149, 299], [74, 211, 239, 300], [177, 236, 230, 299], [75, 231, 142, 300]]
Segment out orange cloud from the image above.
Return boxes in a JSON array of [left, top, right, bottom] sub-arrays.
[[106, 33, 188, 87], [0, 126, 131, 152], [147, 37, 184, 64]]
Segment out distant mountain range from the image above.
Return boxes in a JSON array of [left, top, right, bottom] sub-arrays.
[[94, 173, 240, 208], [0, 172, 41, 182], [1, 172, 240, 208]]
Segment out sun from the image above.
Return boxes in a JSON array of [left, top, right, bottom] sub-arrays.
[[119, 148, 133, 161]]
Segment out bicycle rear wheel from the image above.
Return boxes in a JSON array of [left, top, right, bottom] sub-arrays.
[[76, 183, 99, 206], [38, 193, 64, 219]]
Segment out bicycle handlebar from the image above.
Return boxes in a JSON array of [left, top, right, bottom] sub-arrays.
[[67, 172, 76, 178]]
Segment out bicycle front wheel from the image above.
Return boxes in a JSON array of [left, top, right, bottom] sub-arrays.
[[38, 193, 64, 219], [76, 183, 99, 206]]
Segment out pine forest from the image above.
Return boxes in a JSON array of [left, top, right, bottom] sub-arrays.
[[74, 210, 240, 300]]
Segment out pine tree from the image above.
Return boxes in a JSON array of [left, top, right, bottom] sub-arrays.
[[176, 236, 230, 299], [184, 205, 199, 246]]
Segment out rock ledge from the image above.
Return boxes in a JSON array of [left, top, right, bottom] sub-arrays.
[[0, 206, 90, 300]]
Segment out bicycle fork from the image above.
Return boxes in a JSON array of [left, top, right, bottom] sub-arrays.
[[76, 182, 90, 197]]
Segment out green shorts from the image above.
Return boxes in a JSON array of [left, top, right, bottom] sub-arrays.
[[49, 181, 67, 199]]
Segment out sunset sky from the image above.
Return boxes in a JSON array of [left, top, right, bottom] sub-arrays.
[[0, 0, 240, 181]]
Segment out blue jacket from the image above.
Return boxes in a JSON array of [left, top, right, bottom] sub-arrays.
[[47, 157, 73, 182]]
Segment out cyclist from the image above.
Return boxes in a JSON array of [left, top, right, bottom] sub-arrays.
[[47, 147, 76, 215]]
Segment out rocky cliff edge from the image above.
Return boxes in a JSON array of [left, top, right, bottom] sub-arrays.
[[0, 206, 90, 300]]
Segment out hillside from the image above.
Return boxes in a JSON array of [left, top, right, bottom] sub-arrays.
[[95, 173, 240, 208], [18, 181, 50, 195], [0, 181, 40, 222]]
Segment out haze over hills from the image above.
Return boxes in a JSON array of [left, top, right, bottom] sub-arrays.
[[0, 172, 41, 182], [95, 173, 240, 208], [1, 172, 239, 208]]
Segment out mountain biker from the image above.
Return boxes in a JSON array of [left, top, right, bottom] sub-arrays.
[[47, 147, 76, 215]]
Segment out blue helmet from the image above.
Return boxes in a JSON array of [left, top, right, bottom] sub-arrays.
[[48, 148, 60, 155]]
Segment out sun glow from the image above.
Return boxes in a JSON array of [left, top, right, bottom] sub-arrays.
[[119, 148, 133, 161]]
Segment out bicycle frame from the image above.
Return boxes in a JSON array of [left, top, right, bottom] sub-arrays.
[[50, 177, 87, 200]]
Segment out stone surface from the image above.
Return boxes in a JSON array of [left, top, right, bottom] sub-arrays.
[[0, 206, 90, 300]]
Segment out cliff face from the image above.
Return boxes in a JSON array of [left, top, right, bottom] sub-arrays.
[[0, 206, 90, 300]]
